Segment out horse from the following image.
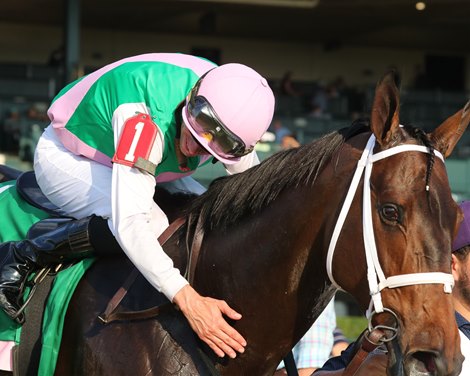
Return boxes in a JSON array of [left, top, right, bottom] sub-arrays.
[[6, 70, 470, 376]]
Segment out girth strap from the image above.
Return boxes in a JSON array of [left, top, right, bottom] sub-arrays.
[[98, 216, 186, 324], [13, 275, 55, 376]]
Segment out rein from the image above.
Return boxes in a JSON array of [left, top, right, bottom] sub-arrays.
[[342, 329, 386, 376], [98, 216, 199, 323], [185, 213, 205, 285], [326, 134, 454, 318]]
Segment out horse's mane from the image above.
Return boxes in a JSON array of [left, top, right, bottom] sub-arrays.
[[185, 120, 366, 231], [186, 119, 434, 231]]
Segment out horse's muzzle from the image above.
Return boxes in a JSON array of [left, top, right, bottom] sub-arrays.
[[397, 350, 464, 376]]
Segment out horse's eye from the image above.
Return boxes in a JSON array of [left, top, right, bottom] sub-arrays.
[[380, 204, 401, 224]]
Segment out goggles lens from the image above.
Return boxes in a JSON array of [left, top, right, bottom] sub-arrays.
[[185, 80, 252, 159]]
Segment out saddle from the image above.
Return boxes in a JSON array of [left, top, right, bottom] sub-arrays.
[[0, 165, 72, 236], [15, 170, 71, 219], [0, 164, 23, 182]]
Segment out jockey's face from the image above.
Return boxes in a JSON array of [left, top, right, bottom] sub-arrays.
[[180, 123, 209, 157]]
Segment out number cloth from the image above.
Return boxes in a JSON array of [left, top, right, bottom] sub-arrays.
[[112, 113, 159, 174]]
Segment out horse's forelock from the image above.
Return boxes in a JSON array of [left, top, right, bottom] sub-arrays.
[[402, 124, 436, 192]]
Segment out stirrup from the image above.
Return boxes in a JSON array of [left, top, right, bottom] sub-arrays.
[[12, 265, 61, 325]]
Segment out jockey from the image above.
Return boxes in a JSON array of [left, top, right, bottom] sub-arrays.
[[0, 53, 275, 359]]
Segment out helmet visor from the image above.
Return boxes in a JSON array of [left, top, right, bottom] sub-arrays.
[[185, 94, 253, 160]]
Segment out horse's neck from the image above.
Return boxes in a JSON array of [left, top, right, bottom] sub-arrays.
[[191, 196, 337, 371]]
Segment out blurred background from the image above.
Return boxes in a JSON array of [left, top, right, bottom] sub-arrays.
[[1, 0, 470, 339]]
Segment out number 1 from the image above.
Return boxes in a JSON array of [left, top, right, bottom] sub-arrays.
[[124, 122, 144, 162]]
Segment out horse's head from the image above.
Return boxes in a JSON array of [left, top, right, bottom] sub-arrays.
[[331, 71, 470, 376]]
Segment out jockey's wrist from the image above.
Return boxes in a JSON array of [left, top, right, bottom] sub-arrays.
[[172, 284, 197, 311], [161, 272, 189, 302]]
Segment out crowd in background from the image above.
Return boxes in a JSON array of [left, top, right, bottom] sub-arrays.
[[0, 102, 49, 162], [275, 70, 366, 121]]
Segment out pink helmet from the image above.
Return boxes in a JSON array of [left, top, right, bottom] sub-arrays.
[[182, 63, 275, 164]]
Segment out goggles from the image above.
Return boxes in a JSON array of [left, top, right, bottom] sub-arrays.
[[185, 78, 253, 160]]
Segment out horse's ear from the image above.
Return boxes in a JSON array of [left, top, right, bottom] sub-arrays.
[[370, 71, 401, 147], [429, 101, 470, 158]]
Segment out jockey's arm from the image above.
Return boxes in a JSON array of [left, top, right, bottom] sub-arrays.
[[111, 104, 188, 299], [110, 105, 246, 359]]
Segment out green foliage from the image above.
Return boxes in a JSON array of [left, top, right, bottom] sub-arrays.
[[336, 316, 368, 341]]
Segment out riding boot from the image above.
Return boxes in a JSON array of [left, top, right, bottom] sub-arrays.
[[0, 217, 95, 323]]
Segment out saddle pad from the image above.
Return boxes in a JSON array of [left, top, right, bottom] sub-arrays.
[[38, 259, 95, 375], [0, 260, 94, 374]]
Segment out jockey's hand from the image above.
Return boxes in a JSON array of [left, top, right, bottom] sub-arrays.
[[173, 284, 246, 358]]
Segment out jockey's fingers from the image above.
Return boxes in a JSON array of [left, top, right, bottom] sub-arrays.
[[204, 318, 247, 359], [203, 337, 226, 358], [217, 319, 246, 349], [213, 325, 246, 356], [213, 301, 247, 348], [216, 299, 242, 320], [207, 332, 239, 359], [197, 312, 245, 352]]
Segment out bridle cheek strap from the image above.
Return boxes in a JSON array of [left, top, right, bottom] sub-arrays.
[[326, 134, 452, 315]]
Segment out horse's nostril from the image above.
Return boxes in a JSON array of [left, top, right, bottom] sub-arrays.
[[412, 351, 437, 373]]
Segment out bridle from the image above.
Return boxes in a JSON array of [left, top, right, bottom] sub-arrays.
[[326, 133, 454, 337]]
